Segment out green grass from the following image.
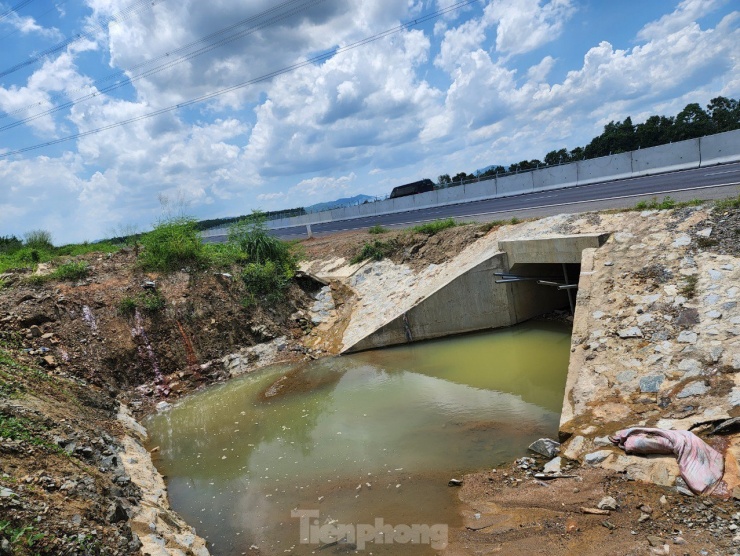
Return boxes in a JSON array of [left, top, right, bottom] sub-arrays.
[[368, 225, 388, 234], [410, 218, 456, 235], [0, 414, 59, 452], [478, 220, 506, 233], [241, 260, 293, 303], [117, 291, 166, 316], [138, 217, 209, 272], [633, 196, 705, 211], [350, 239, 397, 265], [715, 194, 740, 211], [26, 261, 90, 285], [680, 274, 699, 299], [0, 521, 48, 552], [228, 212, 297, 268], [509, 217, 521, 224]]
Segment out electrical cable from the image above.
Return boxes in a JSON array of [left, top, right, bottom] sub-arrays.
[[0, 0, 165, 80], [0, 0, 326, 129], [0, 0, 477, 159]]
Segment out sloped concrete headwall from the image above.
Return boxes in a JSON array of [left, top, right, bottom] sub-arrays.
[[342, 233, 608, 353]]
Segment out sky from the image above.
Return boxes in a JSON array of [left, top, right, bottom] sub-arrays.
[[0, 0, 738, 244]]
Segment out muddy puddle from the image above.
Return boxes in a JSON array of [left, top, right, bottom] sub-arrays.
[[145, 321, 571, 555]]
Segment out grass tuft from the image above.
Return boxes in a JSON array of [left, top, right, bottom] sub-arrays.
[[350, 240, 397, 265], [411, 218, 456, 235], [368, 225, 388, 235], [139, 217, 208, 272]]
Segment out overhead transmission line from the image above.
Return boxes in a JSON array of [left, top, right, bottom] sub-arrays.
[[0, 1, 67, 42], [0, 0, 477, 160], [0, 0, 326, 128], [0, 0, 36, 23], [0, 0, 165, 80]]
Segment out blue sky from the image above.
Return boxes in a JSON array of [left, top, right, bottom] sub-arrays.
[[0, 0, 738, 243]]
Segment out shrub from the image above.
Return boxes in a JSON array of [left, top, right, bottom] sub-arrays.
[[241, 261, 293, 304], [139, 217, 207, 271], [680, 274, 698, 299], [117, 297, 137, 316], [350, 239, 396, 265], [0, 235, 22, 255], [52, 261, 89, 281], [228, 211, 296, 268], [509, 217, 521, 224], [479, 221, 505, 233], [23, 229, 53, 250], [411, 218, 456, 235], [634, 196, 676, 211], [368, 225, 388, 235]]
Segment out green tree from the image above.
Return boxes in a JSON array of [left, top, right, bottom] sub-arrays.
[[438, 174, 451, 185], [635, 115, 675, 148], [706, 96, 740, 133], [674, 103, 713, 140], [544, 149, 570, 166]]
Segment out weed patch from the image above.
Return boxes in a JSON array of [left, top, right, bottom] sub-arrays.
[[350, 239, 397, 265], [680, 274, 699, 299], [117, 291, 166, 316], [411, 218, 456, 235], [139, 217, 208, 272], [368, 225, 388, 235], [715, 195, 740, 211]]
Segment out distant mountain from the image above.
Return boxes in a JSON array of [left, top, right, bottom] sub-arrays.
[[474, 164, 506, 176], [305, 194, 375, 213]]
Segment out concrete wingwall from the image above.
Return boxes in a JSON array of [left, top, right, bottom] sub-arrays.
[[198, 130, 740, 237], [343, 234, 607, 353]]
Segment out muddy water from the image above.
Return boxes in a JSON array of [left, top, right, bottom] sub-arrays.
[[145, 321, 571, 555]]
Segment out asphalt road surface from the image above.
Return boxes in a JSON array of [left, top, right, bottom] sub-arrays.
[[205, 162, 740, 241]]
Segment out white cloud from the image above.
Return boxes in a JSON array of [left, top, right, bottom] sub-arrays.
[[637, 0, 724, 41], [0, 11, 62, 39], [487, 0, 575, 56], [288, 172, 357, 201]]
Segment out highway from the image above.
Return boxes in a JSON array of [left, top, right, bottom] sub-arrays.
[[206, 162, 740, 241]]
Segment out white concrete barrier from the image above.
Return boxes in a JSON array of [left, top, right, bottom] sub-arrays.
[[206, 132, 740, 237], [463, 179, 496, 200], [498, 172, 534, 195], [576, 152, 632, 185], [437, 185, 467, 204], [533, 164, 578, 190], [632, 138, 700, 176], [700, 129, 740, 167]]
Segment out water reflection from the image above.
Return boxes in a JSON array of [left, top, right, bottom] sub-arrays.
[[146, 320, 571, 555]]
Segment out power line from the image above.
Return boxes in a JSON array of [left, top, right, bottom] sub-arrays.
[[0, 0, 165, 80], [0, 0, 326, 128], [0, 0, 477, 160], [0, 1, 66, 42], [0, 0, 36, 23]]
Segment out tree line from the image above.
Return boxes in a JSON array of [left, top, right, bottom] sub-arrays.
[[438, 96, 740, 185]]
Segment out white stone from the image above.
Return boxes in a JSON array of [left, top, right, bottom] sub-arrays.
[[584, 450, 612, 465], [592, 310, 605, 320], [672, 235, 691, 247], [708, 269, 723, 281], [707, 310, 722, 319], [678, 359, 702, 376], [696, 228, 713, 237], [543, 457, 562, 474], [677, 331, 698, 344], [618, 327, 643, 339], [637, 314, 654, 325], [563, 436, 586, 460]]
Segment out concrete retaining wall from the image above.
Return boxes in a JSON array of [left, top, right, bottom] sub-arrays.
[[576, 152, 633, 186], [632, 139, 700, 176], [532, 163, 578, 190], [700, 129, 740, 166], [498, 172, 534, 195]]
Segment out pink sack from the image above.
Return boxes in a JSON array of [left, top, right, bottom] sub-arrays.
[[610, 427, 724, 495]]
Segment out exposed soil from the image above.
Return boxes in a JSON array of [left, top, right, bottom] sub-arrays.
[[448, 459, 740, 556], [302, 223, 494, 272]]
